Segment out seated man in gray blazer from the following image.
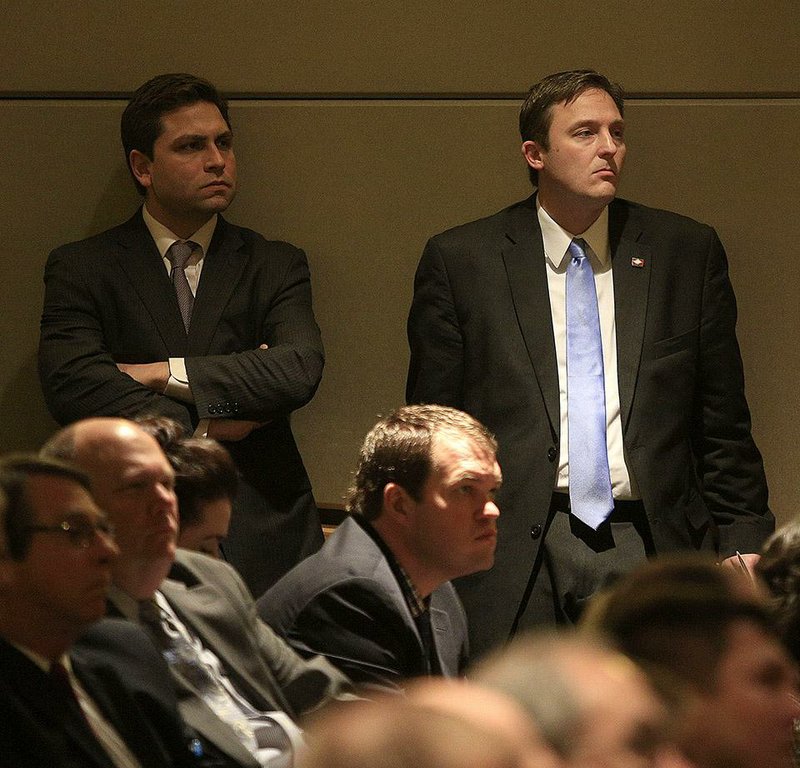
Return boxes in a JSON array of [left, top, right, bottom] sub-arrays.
[[42, 418, 351, 768], [257, 405, 502, 691]]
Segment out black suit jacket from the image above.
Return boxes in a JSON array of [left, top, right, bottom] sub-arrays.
[[0, 620, 196, 768], [257, 516, 469, 691], [39, 210, 325, 595], [407, 195, 772, 655]]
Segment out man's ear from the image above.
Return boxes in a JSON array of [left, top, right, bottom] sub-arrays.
[[382, 482, 414, 523], [521, 140, 545, 172], [129, 150, 153, 191]]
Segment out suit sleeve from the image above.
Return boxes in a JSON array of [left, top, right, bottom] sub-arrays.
[[693, 231, 773, 556], [406, 237, 465, 408], [185, 244, 324, 422], [275, 581, 423, 693], [38, 245, 194, 430], [212, 556, 352, 715]]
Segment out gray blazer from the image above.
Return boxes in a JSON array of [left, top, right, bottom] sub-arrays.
[[257, 517, 469, 691], [110, 549, 351, 767]]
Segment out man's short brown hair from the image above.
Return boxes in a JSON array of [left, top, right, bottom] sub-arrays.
[[346, 405, 497, 522]]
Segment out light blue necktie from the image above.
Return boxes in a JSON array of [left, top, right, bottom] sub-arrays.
[[566, 238, 614, 529]]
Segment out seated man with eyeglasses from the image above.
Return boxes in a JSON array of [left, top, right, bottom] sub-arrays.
[[0, 454, 198, 768]]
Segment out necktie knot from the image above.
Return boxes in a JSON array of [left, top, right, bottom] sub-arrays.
[[167, 240, 197, 270], [568, 238, 587, 264]]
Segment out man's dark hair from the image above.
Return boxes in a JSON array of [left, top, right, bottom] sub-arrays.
[[584, 554, 777, 693], [346, 405, 497, 522], [136, 416, 237, 529], [121, 72, 231, 195], [0, 453, 92, 560], [519, 69, 625, 186], [171, 440, 238, 529]]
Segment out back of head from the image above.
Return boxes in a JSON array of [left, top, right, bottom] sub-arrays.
[[120, 73, 230, 194], [474, 629, 673, 768], [756, 520, 800, 662], [583, 553, 774, 693], [300, 698, 521, 768], [346, 404, 496, 521], [406, 678, 563, 768]]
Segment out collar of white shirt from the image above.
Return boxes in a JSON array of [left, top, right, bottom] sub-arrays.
[[537, 200, 610, 268]]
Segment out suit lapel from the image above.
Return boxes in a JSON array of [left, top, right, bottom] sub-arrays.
[[429, 595, 457, 676], [501, 197, 560, 433], [116, 210, 189, 354], [160, 573, 291, 713], [609, 201, 652, 431], [188, 217, 247, 355]]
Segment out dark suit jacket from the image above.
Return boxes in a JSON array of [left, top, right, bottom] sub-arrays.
[[38, 210, 325, 596], [0, 620, 196, 768], [109, 549, 351, 768], [257, 516, 470, 691], [406, 195, 772, 655]]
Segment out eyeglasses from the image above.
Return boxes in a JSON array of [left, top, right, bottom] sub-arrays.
[[24, 517, 116, 549]]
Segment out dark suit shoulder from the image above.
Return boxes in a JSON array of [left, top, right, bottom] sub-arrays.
[[47, 212, 143, 260], [428, 196, 536, 251], [258, 518, 403, 628], [611, 197, 717, 239], [217, 219, 308, 262]]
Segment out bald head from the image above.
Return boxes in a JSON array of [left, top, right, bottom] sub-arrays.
[[42, 418, 179, 599], [300, 697, 521, 768], [407, 678, 564, 768]]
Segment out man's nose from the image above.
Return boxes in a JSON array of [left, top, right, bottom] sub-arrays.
[[483, 499, 500, 518], [598, 130, 618, 156], [205, 144, 226, 169]]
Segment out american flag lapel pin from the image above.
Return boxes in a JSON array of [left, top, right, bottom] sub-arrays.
[[631, 257, 645, 268]]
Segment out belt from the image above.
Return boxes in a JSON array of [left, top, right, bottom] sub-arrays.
[[549, 492, 645, 521]]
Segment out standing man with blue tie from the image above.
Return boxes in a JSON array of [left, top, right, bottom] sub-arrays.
[[39, 73, 325, 597], [406, 69, 772, 657]]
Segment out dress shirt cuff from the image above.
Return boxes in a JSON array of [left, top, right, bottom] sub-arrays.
[[164, 357, 194, 403], [193, 419, 210, 439]]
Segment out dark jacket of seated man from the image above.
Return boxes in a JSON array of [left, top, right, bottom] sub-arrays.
[[2, 618, 200, 768], [257, 516, 469, 691], [257, 406, 502, 692]]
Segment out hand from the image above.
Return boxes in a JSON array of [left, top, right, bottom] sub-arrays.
[[721, 552, 760, 580], [207, 418, 267, 442], [117, 362, 170, 392]]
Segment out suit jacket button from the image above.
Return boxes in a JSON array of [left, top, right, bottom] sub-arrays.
[[547, 446, 557, 462], [530, 524, 543, 540]]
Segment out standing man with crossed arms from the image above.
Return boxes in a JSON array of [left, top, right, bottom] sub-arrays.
[[407, 69, 772, 657], [39, 73, 324, 596]]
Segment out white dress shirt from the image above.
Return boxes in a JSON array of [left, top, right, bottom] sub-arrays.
[[538, 200, 640, 500]]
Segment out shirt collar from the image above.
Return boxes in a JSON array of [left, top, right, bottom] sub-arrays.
[[141, 205, 217, 260], [537, 199, 610, 268], [355, 517, 430, 618]]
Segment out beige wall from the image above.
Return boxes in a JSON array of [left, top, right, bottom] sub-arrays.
[[2, 3, 798, 524]]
